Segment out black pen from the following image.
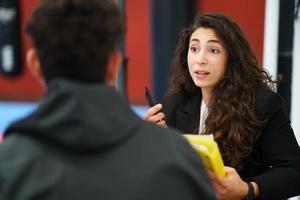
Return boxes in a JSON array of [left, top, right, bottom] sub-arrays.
[[145, 87, 154, 107]]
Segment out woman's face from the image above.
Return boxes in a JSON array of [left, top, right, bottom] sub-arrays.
[[187, 27, 228, 92]]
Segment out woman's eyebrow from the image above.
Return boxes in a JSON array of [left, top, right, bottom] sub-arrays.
[[190, 38, 221, 44], [207, 39, 221, 44], [190, 38, 200, 43]]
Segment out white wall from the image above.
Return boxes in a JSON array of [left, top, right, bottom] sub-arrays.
[[263, 0, 300, 146], [263, 0, 279, 79], [288, 2, 300, 200], [291, 5, 300, 145], [263, 2, 299, 198]]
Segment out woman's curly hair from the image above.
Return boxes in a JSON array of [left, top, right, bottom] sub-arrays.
[[167, 13, 277, 171]]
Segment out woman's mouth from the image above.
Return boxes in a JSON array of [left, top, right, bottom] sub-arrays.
[[195, 70, 210, 79]]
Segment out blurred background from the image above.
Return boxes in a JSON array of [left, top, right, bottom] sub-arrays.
[[0, 0, 299, 152]]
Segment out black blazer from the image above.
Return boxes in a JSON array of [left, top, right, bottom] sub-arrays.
[[161, 88, 300, 200]]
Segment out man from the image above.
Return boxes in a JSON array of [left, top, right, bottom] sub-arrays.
[[0, 0, 215, 199]]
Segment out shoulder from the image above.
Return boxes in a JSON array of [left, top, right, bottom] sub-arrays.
[[0, 135, 64, 197], [134, 122, 215, 199], [138, 121, 190, 149], [161, 91, 197, 115], [0, 134, 63, 178], [254, 88, 286, 118], [0, 134, 42, 160], [160, 92, 186, 119], [161, 92, 188, 107], [0, 135, 44, 193], [137, 120, 201, 163], [255, 88, 282, 103], [0, 134, 62, 175]]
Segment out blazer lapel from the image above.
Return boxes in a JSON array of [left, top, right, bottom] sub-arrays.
[[176, 92, 201, 134]]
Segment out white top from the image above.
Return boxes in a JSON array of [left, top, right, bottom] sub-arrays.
[[199, 99, 208, 134]]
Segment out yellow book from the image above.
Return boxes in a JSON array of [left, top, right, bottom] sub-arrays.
[[183, 134, 226, 177]]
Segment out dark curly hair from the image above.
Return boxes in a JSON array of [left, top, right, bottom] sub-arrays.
[[25, 0, 125, 84], [167, 13, 277, 170]]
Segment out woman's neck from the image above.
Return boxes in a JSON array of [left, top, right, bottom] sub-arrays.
[[201, 88, 212, 105]]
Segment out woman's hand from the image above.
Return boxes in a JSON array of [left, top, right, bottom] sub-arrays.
[[144, 104, 167, 128], [207, 166, 248, 200]]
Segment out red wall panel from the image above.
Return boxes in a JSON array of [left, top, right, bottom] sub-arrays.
[[0, 0, 152, 104], [0, 0, 265, 104], [198, 0, 265, 65], [0, 0, 43, 101], [125, 0, 151, 104]]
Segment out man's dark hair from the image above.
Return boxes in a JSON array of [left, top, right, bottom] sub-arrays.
[[25, 0, 124, 83]]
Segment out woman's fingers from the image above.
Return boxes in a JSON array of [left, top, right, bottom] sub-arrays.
[[143, 104, 168, 127], [144, 104, 163, 120], [148, 112, 165, 122], [143, 104, 167, 127], [156, 119, 168, 128]]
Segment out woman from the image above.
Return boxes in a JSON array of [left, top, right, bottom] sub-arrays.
[[144, 13, 300, 200]]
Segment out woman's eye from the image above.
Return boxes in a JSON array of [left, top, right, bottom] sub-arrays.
[[190, 47, 198, 52], [210, 48, 220, 54]]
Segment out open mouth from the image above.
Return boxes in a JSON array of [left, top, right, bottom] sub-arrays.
[[195, 70, 210, 78]]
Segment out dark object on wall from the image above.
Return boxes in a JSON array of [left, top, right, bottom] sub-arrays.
[[151, 0, 197, 102], [0, 0, 22, 76], [277, 0, 296, 117], [116, 0, 127, 98], [295, 0, 300, 20]]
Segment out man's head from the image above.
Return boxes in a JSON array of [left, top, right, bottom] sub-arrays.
[[25, 0, 124, 85]]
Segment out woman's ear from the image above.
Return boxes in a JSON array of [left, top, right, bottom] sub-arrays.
[[106, 51, 122, 87], [26, 48, 45, 87]]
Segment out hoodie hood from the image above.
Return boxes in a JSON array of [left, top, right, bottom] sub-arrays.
[[4, 79, 141, 152]]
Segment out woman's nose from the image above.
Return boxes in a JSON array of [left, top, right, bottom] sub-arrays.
[[197, 50, 208, 65]]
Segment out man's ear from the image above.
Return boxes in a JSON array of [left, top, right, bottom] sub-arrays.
[[26, 48, 45, 87], [106, 51, 122, 87]]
